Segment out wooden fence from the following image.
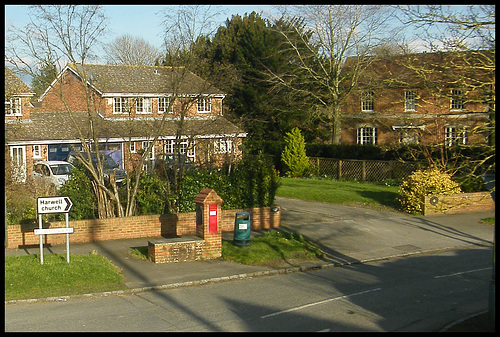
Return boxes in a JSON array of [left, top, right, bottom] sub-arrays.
[[309, 157, 424, 181]]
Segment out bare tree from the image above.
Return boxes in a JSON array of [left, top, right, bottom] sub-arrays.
[[395, 5, 495, 52], [160, 4, 222, 65], [5, 5, 119, 218], [393, 5, 495, 178], [5, 5, 157, 218], [266, 5, 398, 144], [103, 34, 162, 65], [159, 5, 230, 192]]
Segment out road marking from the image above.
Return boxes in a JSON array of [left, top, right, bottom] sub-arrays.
[[260, 288, 382, 319], [434, 267, 492, 279]]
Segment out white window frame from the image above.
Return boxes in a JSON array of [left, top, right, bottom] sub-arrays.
[[10, 146, 26, 182], [404, 90, 417, 112], [361, 91, 374, 112], [129, 141, 137, 154], [141, 141, 155, 171], [445, 126, 467, 146], [33, 145, 42, 159], [136, 97, 152, 114], [197, 97, 212, 113], [357, 127, 377, 145], [163, 139, 174, 154], [450, 89, 464, 111], [113, 97, 130, 114], [164, 139, 195, 160], [142, 141, 155, 160], [214, 139, 233, 154], [158, 97, 174, 114], [5, 97, 22, 116]]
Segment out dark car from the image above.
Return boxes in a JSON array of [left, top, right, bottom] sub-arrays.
[[65, 151, 127, 184], [154, 153, 195, 177]]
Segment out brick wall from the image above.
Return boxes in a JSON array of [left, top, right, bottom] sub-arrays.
[[6, 206, 281, 249], [423, 192, 495, 215], [148, 236, 204, 263]]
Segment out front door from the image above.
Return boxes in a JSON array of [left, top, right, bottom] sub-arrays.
[[10, 146, 26, 182]]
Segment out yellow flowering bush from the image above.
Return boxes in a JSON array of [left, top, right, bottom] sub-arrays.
[[398, 167, 461, 214]]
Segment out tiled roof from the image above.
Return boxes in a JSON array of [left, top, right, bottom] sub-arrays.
[[5, 66, 33, 95], [5, 111, 245, 143], [347, 50, 494, 89], [68, 64, 224, 95]]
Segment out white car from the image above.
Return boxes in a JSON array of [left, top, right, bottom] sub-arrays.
[[31, 161, 74, 190]]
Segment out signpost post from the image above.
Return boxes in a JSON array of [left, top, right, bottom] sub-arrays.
[[36, 196, 73, 265]]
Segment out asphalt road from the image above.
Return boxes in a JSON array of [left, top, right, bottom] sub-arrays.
[[5, 246, 492, 332]]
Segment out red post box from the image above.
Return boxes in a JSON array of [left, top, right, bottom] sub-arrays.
[[209, 204, 217, 233]]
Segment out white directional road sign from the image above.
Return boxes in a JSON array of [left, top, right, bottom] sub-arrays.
[[37, 196, 73, 214], [34, 227, 74, 235]]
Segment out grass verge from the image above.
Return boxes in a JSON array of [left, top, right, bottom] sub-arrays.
[[480, 217, 495, 224], [222, 230, 325, 266], [5, 253, 126, 301], [277, 177, 401, 211]]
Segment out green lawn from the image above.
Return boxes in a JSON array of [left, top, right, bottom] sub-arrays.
[[277, 177, 401, 210], [5, 253, 126, 301], [222, 230, 325, 266]]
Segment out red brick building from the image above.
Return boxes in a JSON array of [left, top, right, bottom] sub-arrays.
[[340, 50, 494, 147], [5, 64, 247, 180], [5, 66, 36, 182]]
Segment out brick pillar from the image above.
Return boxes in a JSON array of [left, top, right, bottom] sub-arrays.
[[193, 188, 223, 259]]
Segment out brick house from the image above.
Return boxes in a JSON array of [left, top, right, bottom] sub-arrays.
[[5, 66, 35, 182], [340, 50, 494, 147], [5, 64, 247, 181]]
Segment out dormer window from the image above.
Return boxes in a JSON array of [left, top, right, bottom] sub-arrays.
[[197, 97, 212, 113], [5, 97, 22, 116]]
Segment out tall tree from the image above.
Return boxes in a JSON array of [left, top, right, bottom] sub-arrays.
[[395, 5, 495, 177], [30, 62, 58, 100], [194, 12, 317, 145], [103, 34, 162, 65], [159, 5, 233, 189], [267, 5, 397, 144], [5, 5, 168, 218]]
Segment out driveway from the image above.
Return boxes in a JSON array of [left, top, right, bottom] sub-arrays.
[[276, 197, 495, 264]]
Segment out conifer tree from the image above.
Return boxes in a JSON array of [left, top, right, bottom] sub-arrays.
[[281, 127, 310, 177]]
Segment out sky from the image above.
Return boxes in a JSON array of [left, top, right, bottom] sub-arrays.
[[5, 4, 277, 51], [5, 4, 278, 84], [5, 5, 484, 85]]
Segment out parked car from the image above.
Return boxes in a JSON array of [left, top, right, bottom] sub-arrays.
[[154, 153, 195, 178], [31, 161, 75, 190], [65, 151, 127, 185]]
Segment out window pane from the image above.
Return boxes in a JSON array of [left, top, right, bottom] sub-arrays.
[[451, 90, 464, 110], [361, 91, 374, 111], [405, 91, 417, 111], [357, 127, 376, 145], [197, 98, 211, 112]]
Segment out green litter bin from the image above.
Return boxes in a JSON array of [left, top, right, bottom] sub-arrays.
[[233, 212, 251, 246]]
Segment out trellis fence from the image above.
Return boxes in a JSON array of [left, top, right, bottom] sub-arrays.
[[309, 157, 425, 182]]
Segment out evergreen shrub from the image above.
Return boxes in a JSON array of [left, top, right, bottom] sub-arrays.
[[281, 127, 310, 177], [176, 154, 280, 213], [59, 167, 96, 220], [398, 167, 461, 214], [134, 173, 171, 215]]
